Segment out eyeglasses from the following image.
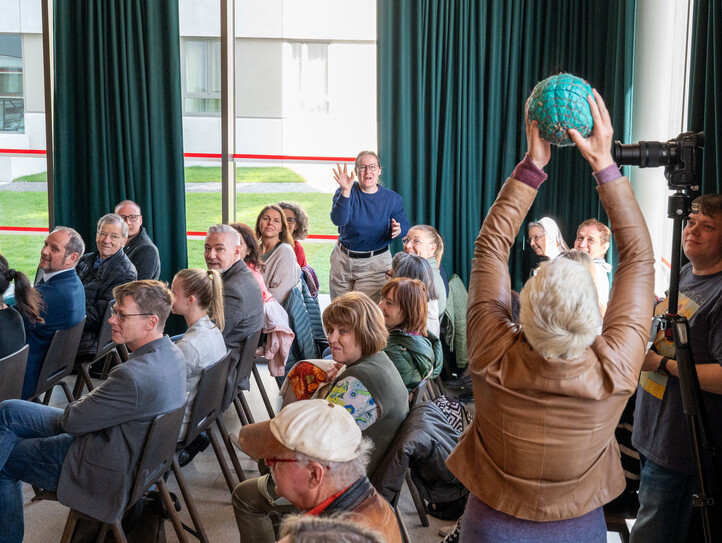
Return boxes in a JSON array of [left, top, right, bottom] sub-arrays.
[[97, 231, 122, 241], [402, 237, 425, 246], [265, 458, 299, 469], [110, 307, 153, 322], [118, 214, 140, 223], [357, 164, 379, 172], [529, 235, 546, 243], [385, 269, 393, 280], [285, 217, 297, 224]]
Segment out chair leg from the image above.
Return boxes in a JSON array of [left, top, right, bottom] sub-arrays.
[[171, 456, 209, 543], [157, 477, 190, 543], [108, 521, 127, 543], [60, 381, 75, 404], [233, 396, 250, 426], [394, 503, 412, 543], [433, 375, 447, 396], [252, 364, 275, 419], [211, 416, 246, 493], [237, 392, 255, 424], [60, 510, 80, 543], [405, 469, 429, 527]]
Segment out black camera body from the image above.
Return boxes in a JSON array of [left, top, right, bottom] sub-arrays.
[[614, 131, 704, 191]]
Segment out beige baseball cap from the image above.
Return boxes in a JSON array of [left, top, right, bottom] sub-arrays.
[[238, 399, 362, 462]]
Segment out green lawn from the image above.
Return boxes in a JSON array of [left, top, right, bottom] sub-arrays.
[[12, 166, 306, 184], [0, 187, 335, 293]]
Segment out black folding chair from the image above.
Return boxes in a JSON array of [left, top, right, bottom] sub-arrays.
[[0, 344, 29, 402], [28, 317, 86, 405], [171, 351, 233, 542]]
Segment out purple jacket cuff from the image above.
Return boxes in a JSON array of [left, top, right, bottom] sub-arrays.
[[593, 164, 622, 185], [511, 155, 547, 189]]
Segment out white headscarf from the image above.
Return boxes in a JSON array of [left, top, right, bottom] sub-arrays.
[[537, 217, 569, 259]]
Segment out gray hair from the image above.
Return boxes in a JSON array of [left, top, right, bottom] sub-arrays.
[[51, 226, 85, 262], [279, 514, 385, 543], [97, 213, 128, 238], [519, 257, 600, 359], [294, 437, 373, 487], [391, 252, 439, 300], [207, 224, 241, 246]]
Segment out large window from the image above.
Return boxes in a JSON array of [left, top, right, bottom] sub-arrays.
[[182, 38, 221, 114], [0, 34, 23, 132]]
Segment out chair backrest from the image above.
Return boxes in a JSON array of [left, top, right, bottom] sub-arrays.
[[128, 404, 187, 507], [408, 380, 428, 410], [234, 328, 263, 390], [92, 301, 119, 362], [182, 350, 233, 447], [0, 345, 29, 402], [32, 317, 86, 398]]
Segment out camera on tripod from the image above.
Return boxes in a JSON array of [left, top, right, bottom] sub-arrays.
[[613, 131, 704, 191]]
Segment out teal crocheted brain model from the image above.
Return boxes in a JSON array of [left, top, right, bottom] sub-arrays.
[[526, 74, 594, 147]]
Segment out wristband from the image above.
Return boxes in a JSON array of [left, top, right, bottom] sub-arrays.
[[657, 356, 670, 376]]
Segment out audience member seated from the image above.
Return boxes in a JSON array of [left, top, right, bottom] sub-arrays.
[[0, 255, 44, 359], [22, 227, 86, 399], [233, 400, 402, 543], [232, 293, 408, 542], [390, 252, 441, 337], [230, 222, 293, 377], [0, 280, 186, 541], [115, 200, 161, 280], [446, 91, 654, 540], [379, 277, 442, 390], [330, 151, 410, 302], [278, 201, 309, 268], [573, 217, 612, 310], [255, 204, 301, 304], [527, 216, 569, 262], [76, 213, 137, 357], [278, 514, 386, 543], [171, 268, 227, 441], [204, 224, 264, 391], [560, 249, 605, 318], [402, 224, 448, 312]]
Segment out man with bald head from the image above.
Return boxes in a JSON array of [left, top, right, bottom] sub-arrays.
[[115, 200, 161, 280], [22, 227, 86, 398]]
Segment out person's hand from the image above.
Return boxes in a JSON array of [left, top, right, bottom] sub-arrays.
[[524, 97, 551, 170], [333, 163, 355, 196], [568, 89, 615, 172], [390, 218, 401, 239]]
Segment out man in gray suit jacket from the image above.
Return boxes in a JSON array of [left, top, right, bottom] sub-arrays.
[[0, 280, 186, 542]]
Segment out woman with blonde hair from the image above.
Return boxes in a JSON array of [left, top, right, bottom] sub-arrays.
[[171, 268, 227, 440], [255, 204, 301, 303], [402, 224, 447, 313], [379, 278, 443, 389]]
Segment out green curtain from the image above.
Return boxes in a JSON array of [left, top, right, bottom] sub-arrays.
[[54, 0, 187, 283], [689, 0, 721, 195], [378, 0, 635, 289]]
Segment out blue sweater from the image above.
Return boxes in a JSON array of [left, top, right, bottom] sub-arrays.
[[330, 183, 410, 252]]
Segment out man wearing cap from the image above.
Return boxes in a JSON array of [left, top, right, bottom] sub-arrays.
[[232, 399, 402, 543]]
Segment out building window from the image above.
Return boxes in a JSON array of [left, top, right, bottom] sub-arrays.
[[285, 42, 329, 115], [182, 38, 221, 114], [0, 34, 23, 132]]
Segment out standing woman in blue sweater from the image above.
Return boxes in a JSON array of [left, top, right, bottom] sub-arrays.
[[330, 151, 410, 302]]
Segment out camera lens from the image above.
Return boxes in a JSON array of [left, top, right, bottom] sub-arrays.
[[614, 140, 677, 168]]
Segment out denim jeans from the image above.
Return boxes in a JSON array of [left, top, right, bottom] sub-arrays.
[[630, 457, 697, 543], [0, 400, 75, 543]]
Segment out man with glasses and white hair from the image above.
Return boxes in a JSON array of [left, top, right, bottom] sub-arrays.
[[0, 280, 186, 542], [232, 399, 402, 543], [76, 213, 137, 357], [115, 200, 161, 280], [21, 227, 87, 399]]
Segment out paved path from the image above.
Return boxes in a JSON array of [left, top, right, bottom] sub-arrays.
[[0, 181, 334, 194]]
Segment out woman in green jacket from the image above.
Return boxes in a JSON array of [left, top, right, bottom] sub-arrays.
[[379, 277, 443, 389]]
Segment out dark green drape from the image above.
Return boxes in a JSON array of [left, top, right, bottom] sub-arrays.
[[54, 0, 187, 283], [689, 0, 722, 195], [378, 0, 635, 289]]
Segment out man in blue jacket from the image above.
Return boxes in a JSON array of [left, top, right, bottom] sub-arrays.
[[22, 227, 86, 399]]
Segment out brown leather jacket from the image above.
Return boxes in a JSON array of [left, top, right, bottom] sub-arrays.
[[446, 176, 654, 521]]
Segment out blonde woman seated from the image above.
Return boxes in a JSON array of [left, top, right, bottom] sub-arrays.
[[255, 204, 301, 304], [171, 268, 227, 441], [527, 216, 569, 260], [402, 224, 447, 314], [231, 222, 293, 377], [379, 278, 443, 390]]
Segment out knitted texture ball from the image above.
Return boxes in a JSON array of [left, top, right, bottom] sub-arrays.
[[526, 74, 594, 147]]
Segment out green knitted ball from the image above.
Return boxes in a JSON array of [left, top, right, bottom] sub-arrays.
[[526, 74, 594, 147]]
